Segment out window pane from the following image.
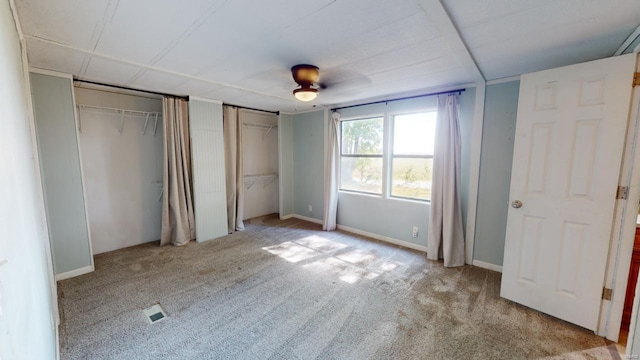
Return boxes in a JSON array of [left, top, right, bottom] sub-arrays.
[[340, 156, 382, 194], [393, 112, 436, 156], [391, 157, 433, 200], [341, 117, 383, 155]]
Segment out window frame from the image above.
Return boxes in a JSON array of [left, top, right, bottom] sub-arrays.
[[388, 110, 437, 202], [337, 107, 437, 202], [339, 115, 385, 196]]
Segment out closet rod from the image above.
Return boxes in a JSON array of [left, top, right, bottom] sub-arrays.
[[242, 122, 278, 129], [78, 104, 162, 117], [226, 103, 279, 116], [330, 88, 465, 112], [74, 79, 188, 100]]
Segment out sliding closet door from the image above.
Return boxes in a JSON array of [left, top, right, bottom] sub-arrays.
[[30, 71, 93, 279], [189, 98, 228, 242]]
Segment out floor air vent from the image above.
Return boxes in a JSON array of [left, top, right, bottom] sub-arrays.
[[143, 304, 167, 324]]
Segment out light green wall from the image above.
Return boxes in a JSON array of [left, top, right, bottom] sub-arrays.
[[31, 73, 93, 275], [278, 114, 294, 216], [292, 110, 326, 220], [288, 89, 475, 247], [286, 85, 519, 262], [337, 90, 476, 246], [473, 81, 520, 266]]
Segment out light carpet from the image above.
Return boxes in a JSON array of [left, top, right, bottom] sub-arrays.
[[58, 215, 620, 359]]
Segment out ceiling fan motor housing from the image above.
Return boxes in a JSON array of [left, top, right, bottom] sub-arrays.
[[291, 64, 319, 86]]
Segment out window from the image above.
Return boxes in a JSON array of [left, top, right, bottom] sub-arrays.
[[390, 112, 436, 201], [340, 117, 383, 194], [338, 111, 437, 201]]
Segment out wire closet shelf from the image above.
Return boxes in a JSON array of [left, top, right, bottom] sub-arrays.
[[76, 104, 163, 135]]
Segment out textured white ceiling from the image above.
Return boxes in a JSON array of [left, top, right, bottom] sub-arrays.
[[16, 0, 640, 112]]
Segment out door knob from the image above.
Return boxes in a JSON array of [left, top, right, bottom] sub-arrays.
[[511, 200, 523, 208]]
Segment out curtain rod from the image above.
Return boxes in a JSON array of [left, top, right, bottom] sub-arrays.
[[330, 88, 466, 112], [74, 79, 189, 100], [226, 103, 279, 115], [75, 80, 280, 115]]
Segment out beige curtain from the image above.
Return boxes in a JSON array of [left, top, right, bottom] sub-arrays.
[[223, 106, 245, 233], [322, 111, 340, 231], [428, 94, 465, 267], [160, 97, 195, 246]]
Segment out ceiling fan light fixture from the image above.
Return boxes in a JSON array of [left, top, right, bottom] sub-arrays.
[[293, 87, 318, 102], [291, 64, 320, 101]]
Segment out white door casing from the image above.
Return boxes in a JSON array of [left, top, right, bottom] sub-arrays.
[[501, 54, 637, 331]]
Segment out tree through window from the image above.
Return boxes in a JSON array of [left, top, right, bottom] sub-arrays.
[[390, 112, 436, 201], [340, 117, 383, 194], [339, 111, 437, 201]]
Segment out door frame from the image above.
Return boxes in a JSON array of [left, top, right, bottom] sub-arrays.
[[598, 54, 640, 342]]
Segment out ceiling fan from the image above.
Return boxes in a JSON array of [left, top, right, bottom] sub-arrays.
[[290, 64, 373, 103], [291, 64, 320, 102]]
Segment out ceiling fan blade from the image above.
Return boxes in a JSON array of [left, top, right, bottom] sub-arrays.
[[319, 69, 372, 93]]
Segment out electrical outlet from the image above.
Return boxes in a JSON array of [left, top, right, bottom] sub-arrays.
[[308, 205, 312, 212], [412, 226, 419, 238]]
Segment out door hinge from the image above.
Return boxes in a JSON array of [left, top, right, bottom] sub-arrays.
[[617, 186, 629, 200], [602, 287, 613, 301], [634, 72, 640, 87]]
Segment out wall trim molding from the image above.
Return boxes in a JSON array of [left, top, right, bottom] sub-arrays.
[[55, 265, 94, 281], [189, 96, 223, 104], [70, 75, 96, 270], [291, 214, 323, 225], [29, 67, 73, 79], [336, 224, 428, 253], [464, 82, 486, 265], [472, 260, 503, 273], [288, 214, 428, 253]]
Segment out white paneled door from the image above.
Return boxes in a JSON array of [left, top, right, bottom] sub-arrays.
[[501, 54, 637, 331]]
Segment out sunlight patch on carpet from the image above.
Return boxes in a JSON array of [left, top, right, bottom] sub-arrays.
[[262, 242, 320, 263]]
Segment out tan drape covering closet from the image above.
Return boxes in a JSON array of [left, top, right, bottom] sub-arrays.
[[223, 105, 245, 233], [160, 97, 196, 246]]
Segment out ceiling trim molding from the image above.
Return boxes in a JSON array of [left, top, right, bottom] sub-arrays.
[[415, 0, 485, 84], [24, 34, 295, 104], [8, 0, 24, 40], [30, 67, 73, 80], [325, 81, 476, 110], [79, 0, 120, 78], [486, 75, 521, 85], [613, 24, 640, 56], [279, 107, 325, 116]]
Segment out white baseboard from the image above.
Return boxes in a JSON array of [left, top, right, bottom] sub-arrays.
[[472, 260, 502, 273], [336, 224, 428, 253], [284, 215, 427, 253], [291, 214, 324, 225], [55, 265, 94, 281], [279, 214, 294, 220]]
